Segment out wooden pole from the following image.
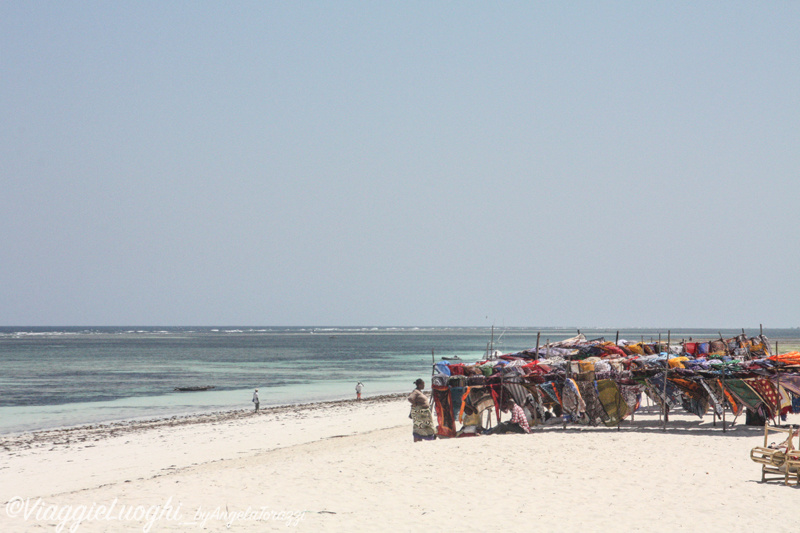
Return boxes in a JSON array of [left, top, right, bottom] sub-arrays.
[[535, 332, 540, 360], [430, 349, 435, 407], [776, 369, 782, 425], [662, 331, 670, 431], [722, 371, 727, 433], [563, 360, 569, 430]]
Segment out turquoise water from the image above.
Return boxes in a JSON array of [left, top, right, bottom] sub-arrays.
[[1, 326, 796, 434]]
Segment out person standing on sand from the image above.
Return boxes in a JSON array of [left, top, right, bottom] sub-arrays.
[[408, 378, 435, 442], [355, 381, 364, 400], [252, 389, 259, 413]]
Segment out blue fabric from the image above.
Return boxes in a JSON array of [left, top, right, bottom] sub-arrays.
[[434, 362, 451, 376]]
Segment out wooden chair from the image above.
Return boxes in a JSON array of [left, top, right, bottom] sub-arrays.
[[750, 423, 800, 486]]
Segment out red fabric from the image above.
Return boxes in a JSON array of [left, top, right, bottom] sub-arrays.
[[489, 385, 502, 422], [448, 364, 465, 376], [747, 378, 779, 416], [602, 345, 627, 358], [684, 342, 697, 355]]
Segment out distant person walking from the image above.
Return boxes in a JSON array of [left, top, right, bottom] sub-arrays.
[[408, 378, 436, 442], [355, 381, 364, 400], [252, 389, 259, 412]]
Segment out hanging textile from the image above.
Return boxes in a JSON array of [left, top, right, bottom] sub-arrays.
[[432, 386, 456, 438], [618, 384, 643, 413], [776, 375, 800, 396], [708, 378, 743, 416], [596, 379, 629, 426], [669, 376, 709, 418], [522, 383, 548, 423], [723, 379, 765, 411], [538, 382, 561, 405], [745, 378, 779, 417], [450, 386, 466, 422], [700, 380, 724, 417], [647, 373, 684, 409], [468, 388, 495, 418], [503, 382, 535, 409], [576, 381, 606, 426], [561, 378, 586, 420]]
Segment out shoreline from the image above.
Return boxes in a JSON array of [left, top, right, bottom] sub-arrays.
[[0, 392, 408, 451], [2, 398, 798, 532]]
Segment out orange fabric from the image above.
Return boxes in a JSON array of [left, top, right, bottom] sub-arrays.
[[627, 343, 644, 355], [668, 357, 689, 369], [769, 351, 800, 366], [458, 386, 472, 423]]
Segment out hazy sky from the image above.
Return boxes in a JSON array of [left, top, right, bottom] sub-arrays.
[[2, 2, 799, 328]]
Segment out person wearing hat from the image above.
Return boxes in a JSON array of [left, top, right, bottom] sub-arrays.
[[355, 381, 364, 400], [252, 389, 260, 413], [408, 378, 435, 442]]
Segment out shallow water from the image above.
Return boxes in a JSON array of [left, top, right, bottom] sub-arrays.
[[1, 326, 796, 433]]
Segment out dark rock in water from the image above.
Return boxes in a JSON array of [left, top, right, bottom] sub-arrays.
[[174, 386, 216, 392]]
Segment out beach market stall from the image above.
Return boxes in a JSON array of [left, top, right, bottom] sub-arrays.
[[429, 331, 800, 437]]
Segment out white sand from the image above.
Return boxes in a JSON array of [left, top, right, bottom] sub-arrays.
[[1, 395, 798, 532]]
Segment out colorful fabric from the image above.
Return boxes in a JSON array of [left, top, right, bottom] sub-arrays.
[[709, 378, 743, 416], [577, 381, 606, 426], [451, 386, 466, 421], [504, 382, 535, 409], [538, 382, 561, 405], [669, 376, 709, 417], [448, 364, 465, 376], [561, 378, 586, 419], [681, 394, 708, 418], [746, 378, 779, 417], [668, 357, 689, 369], [700, 380, 724, 417], [777, 375, 800, 396], [410, 406, 436, 439], [769, 351, 800, 366], [432, 386, 456, 437], [619, 384, 643, 412], [723, 379, 765, 411], [596, 379, 629, 426], [647, 373, 684, 409], [433, 362, 451, 376], [411, 407, 436, 439]]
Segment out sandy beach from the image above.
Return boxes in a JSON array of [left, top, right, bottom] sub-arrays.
[[1, 394, 798, 532]]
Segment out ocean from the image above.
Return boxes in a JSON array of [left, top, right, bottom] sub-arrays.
[[1, 326, 798, 434]]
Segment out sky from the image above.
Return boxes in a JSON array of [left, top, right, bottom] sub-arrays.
[[2, 2, 799, 328]]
